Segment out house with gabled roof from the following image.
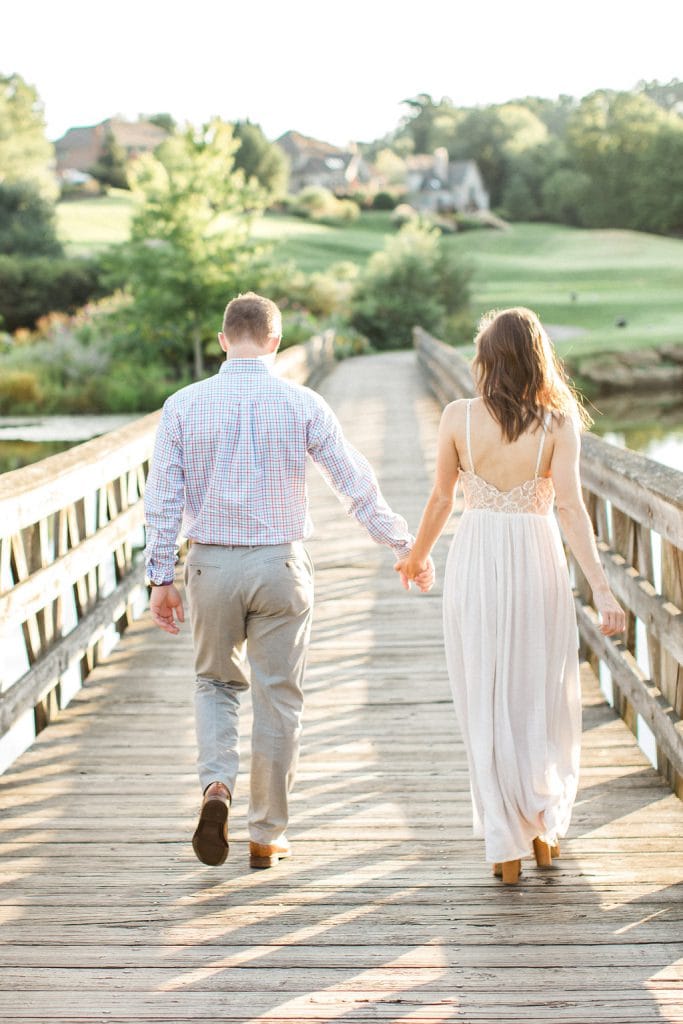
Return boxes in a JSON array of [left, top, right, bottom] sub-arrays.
[[54, 118, 168, 178], [406, 148, 489, 212], [276, 130, 372, 194]]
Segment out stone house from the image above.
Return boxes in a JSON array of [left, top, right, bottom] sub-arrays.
[[54, 118, 168, 178], [276, 130, 372, 194], [406, 148, 489, 212]]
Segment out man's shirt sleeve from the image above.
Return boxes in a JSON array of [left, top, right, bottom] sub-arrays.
[[306, 394, 414, 558], [144, 400, 185, 584]]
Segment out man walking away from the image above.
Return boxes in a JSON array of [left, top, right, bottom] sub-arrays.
[[144, 292, 432, 868]]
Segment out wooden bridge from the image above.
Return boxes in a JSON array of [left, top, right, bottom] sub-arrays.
[[1, 340, 682, 1023]]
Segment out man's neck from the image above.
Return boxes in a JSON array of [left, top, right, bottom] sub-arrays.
[[227, 346, 265, 359]]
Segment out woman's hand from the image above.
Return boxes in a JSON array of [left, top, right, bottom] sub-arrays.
[[593, 587, 626, 637], [394, 555, 436, 593]]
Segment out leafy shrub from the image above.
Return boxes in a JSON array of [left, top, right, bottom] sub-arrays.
[[292, 263, 358, 319], [372, 191, 399, 211], [294, 186, 360, 224], [0, 255, 104, 332], [0, 370, 43, 413], [0, 181, 63, 257], [333, 327, 373, 360], [390, 203, 419, 227], [280, 308, 322, 349], [98, 361, 187, 412], [350, 221, 471, 350]]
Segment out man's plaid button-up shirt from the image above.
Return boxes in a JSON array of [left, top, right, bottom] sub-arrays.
[[144, 358, 413, 583]]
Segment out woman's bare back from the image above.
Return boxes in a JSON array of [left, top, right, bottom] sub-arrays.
[[451, 397, 554, 492]]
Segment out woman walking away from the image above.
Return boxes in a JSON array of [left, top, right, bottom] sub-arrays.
[[396, 308, 625, 884]]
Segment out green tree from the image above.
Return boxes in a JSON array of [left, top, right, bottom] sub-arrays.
[[541, 168, 592, 225], [146, 112, 176, 133], [566, 90, 672, 227], [637, 78, 683, 113], [0, 73, 56, 199], [399, 94, 461, 154], [90, 128, 129, 190], [514, 95, 577, 138], [450, 104, 548, 207], [0, 181, 63, 256], [232, 120, 289, 200], [501, 173, 538, 221], [629, 125, 683, 234], [350, 221, 471, 349], [112, 118, 266, 378]]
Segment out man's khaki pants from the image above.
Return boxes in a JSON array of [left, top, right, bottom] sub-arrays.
[[184, 541, 314, 844]]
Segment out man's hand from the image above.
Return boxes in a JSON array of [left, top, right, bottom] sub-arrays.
[[149, 583, 185, 635], [394, 555, 435, 593]]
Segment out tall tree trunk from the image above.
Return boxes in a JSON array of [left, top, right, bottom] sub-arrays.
[[192, 326, 204, 380]]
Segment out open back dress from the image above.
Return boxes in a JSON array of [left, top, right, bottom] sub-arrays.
[[442, 399, 582, 864]]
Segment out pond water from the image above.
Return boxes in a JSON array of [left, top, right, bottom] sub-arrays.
[[0, 415, 137, 474], [0, 393, 681, 474], [587, 388, 683, 472]]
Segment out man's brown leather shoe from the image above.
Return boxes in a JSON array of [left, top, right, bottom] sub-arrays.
[[249, 837, 291, 869], [192, 783, 230, 866]]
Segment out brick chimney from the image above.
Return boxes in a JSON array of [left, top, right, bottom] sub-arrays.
[[434, 146, 449, 182]]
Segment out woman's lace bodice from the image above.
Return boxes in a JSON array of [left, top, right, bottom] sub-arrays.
[[459, 469, 555, 515], [461, 399, 555, 515]]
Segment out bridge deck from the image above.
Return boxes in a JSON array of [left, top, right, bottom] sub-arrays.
[[1, 351, 682, 1023]]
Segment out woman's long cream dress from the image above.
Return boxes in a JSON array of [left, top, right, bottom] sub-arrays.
[[443, 400, 582, 864]]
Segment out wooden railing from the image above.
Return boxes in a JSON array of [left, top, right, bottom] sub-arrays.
[[414, 327, 683, 797], [0, 333, 335, 771]]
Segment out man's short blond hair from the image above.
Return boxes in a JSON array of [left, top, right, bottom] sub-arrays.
[[222, 292, 281, 345]]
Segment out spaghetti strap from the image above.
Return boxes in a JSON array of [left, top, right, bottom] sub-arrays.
[[534, 411, 550, 478], [466, 399, 475, 473]]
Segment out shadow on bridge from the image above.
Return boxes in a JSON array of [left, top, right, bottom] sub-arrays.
[[1, 352, 682, 1022]]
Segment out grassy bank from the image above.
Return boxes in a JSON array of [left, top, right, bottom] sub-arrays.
[[56, 197, 683, 360], [255, 214, 683, 360]]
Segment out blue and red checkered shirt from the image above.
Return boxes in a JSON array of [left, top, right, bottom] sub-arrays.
[[144, 358, 413, 583]]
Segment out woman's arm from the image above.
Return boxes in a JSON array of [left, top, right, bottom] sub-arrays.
[[395, 403, 461, 581], [552, 415, 626, 636]]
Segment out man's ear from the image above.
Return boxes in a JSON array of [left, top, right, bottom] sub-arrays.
[[218, 331, 229, 353], [269, 333, 282, 354]]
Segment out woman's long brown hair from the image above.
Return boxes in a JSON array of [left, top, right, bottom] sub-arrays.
[[471, 307, 591, 442]]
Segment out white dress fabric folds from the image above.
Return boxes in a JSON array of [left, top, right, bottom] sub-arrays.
[[443, 401, 582, 864]]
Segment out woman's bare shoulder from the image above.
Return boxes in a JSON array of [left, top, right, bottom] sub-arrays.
[[442, 398, 470, 422]]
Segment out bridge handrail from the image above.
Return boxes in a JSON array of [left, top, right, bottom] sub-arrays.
[[0, 332, 335, 757], [414, 326, 683, 796]]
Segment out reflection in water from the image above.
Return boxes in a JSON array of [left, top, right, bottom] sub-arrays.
[[0, 439, 78, 474], [587, 389, 683, 471]]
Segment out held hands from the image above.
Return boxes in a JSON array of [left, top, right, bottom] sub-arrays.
[[594, 587, 627, 637], [149, 583, 185, 635], [394, 554, 435, 593]]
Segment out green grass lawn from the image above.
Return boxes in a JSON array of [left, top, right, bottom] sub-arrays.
[[56, 189, 137, 254], [443, 223, 683, 361], [56, 197, 683, 360], [256, 215, 683, 360]]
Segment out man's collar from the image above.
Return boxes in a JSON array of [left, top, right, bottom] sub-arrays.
[[219, 358, 270, 374]]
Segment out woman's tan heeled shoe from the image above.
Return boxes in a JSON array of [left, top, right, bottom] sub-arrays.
[[492, 859, 521, 884], [533, 837, 560, 868]]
